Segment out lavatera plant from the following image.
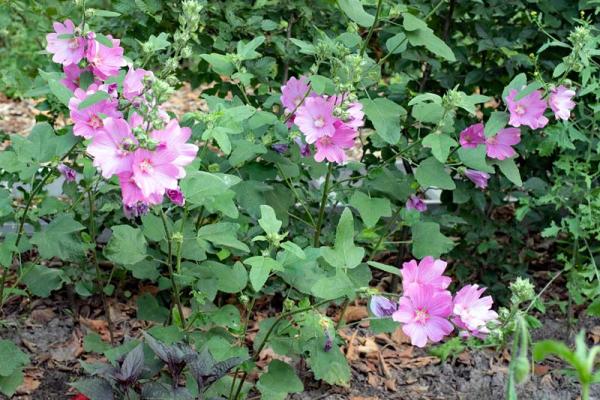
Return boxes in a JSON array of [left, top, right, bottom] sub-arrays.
[[0, 1, 581, 399]]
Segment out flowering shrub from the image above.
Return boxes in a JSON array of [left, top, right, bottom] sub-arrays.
[[0, 1, 598, 399]]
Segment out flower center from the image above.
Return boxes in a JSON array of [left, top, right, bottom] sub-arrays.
[[139, 159, 154, 174], [318, 136, 332, 146], [414, 308, 430, 324], [515, 104, 526, 116], [119, 138, 135, 154], [294, 97, 302, 106], [68, 38, 79, 49], [314, 116, 325, 128], [88, 115, 103, 129]]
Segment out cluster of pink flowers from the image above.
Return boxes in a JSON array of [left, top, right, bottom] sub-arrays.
[[456, 85, 576, 190], [370, 257, 497, 347], [280, 76, 364, 164], [46, 20, 197, 216]]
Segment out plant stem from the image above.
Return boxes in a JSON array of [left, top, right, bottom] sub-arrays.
[[313, 163, 334, 247], [582, 383, 590, 400], [368, 206, 403, 262], [0, 143, 79, 308], [360, 0, 383, 57], [231, 298, 338, 400], [87, 187, 115, 344], [160, 209, 186, 327]]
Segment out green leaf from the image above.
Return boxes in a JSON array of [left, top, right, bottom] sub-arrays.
[[414, 157, 456, 190], [258, 205, 282, 236], [144, 33, 170, 53], [406, 26, 455, 62], [95, 33, 114, 48], [0, 340, 29, 377], [307, 340, 351, 386], [311, 272, 355, 300], [78, 91, 110, 110], [309, 75, 336, 95], [402, 13, 428, 31], [484, 112, 509, 138], [180, 171, 240, 218], [385, 32, 407, 54], [201, 53, 234, 76], [0, 370, 23, 397], [48, 79, 74, 106], [337, 0, 375, 27], [70, 378, 114, 400], [212, 261, 248, 293], [245, 256, 282, 291], [502, 73, 527, 100], [321, 208, 365, 269], [457, 146, 494, 173], [411, 221, 454, 258], [349, 192, 391, 228], [197, 223, 249, 252], [411, 102, 445, 124], [83, 332, 111, 354], [136, 293, 169, 323], [279, 242, 306, 259], [361, 98, 406, 144], [21, 264, 66, 297], [422, 133, 458, 163], [515, 81, 544, 101], [104, 225, 148, 265], [367, 261, 401, 276], [258, 360, 303, 399], [495, 158, 522, 186], [30, 215, 85, 260], [92, 9, 121, 17], [237, 36, 265, 60]]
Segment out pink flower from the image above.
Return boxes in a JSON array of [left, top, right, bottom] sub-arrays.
[[295, 96, 337, 143], [370, 296, 398, 317], [150, 119, 198, 168], [506, 89, 548, 129], [61, 64, 91, 92], [393, 287, 454, 348], [57, 164, 77, 182], [166, 188, 185, 206], [86, 35, 127, 80], [69, 86, 122, 139], [459, 123, 485, 149], [464, 169, 490, 189], [46, 20, 85, 66], [345, 101, 365, 130], [549, 85, 576, 121], [281, 76, 311, 112], [313, 121, 356, 163], [405, 195, 427, 212], [123, 67, 153, 101], [401, 257, 451, 296], [485, 127, 520, 160], [118, 172, 162, 207], [452, 284, 498, 339], [131, 149, 184, 198], [294, 137, 311, 157], [87, 118, 137, 178]]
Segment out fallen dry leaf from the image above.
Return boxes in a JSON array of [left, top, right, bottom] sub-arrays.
[[534, 364, 551, 376], [344, 305, 368, 323], [29, 308, 56, 324], [391, 328, 410, 345], [346, 330, 359, 362], [50, 332, 83, 363], [79, 317, 111, 342], [357, 337, 379, 356]]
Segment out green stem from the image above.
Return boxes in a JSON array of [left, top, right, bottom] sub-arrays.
[[0, 143, 79, 308], [231, 298, 338, 400], [160, 209, 186, 327], [313, 163, 334, 247], [368, 207, 403, 261], [360, 0, 383, 57], [582, 383, 590, 400], [87, 187, 115, 344]]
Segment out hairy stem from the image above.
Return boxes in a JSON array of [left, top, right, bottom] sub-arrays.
[[160, 209, 186, 327], [313, 163, 334, 247]]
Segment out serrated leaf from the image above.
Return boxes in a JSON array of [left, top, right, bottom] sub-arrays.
[[201, 53, 234, 76], [197, 223, 249, 252], [411, 221, 454, 258], [71, 378, 114, 400], [422, 133, 457, 162], [414, 157, 456, 190], [30, 214, 85, 260], [21, 264, 66, 297], [321, 208, 364, 269], [258, 205, 281, 236], [457, 146, 494, 173], [495, 158, 522, 186], [406, 26, 455, 62], [0, 340, 29, 377], [48, 79, 74, 106], [245, 256, 282, 291], [337, 0, 375, 27], [104, 225, 148, 265], [361, 98, 406, 144], [349, 191, 391, 228], [257, 360, 303, 398]]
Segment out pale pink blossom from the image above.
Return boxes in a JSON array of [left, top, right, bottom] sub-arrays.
[[406, 195, 427, 212], [313, 121, 356, 163], [485, 127, 521, 160], [69, 86, 122, 139], [464, 169, 490, 189], [295, 96, 337, 143], [57, 164, 77, 182], [401, 257, 451, 296], [506, 89, 548, 129], [150, 119, 198, 168], [85, 34, 127, 80], [549, 85, 576, 121], [452, 284, 498, 339], [330, 94, 365, 130], [393, 287, 454, 348], [61, 64, 91, 92], [46, 20, 85, 66], [131, 149, 183, 198], [370, 296, 398, 317], [281, 76, 311, 112], [123, 67, 153, 101], [118, 172, 163, 207], [459, 123, 485, 148], [87, 118, 137, 178]]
